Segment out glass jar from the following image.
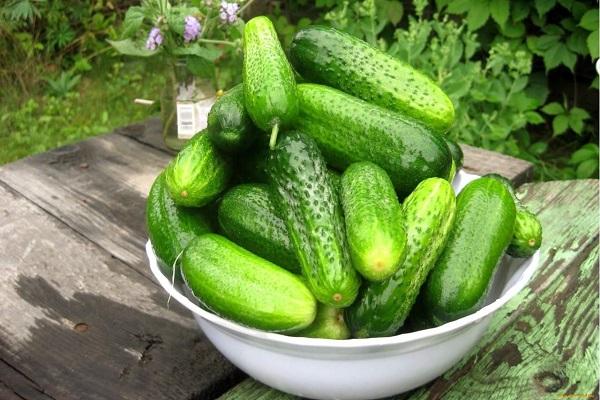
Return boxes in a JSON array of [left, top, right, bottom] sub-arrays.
[[160, 60, 216, 151]]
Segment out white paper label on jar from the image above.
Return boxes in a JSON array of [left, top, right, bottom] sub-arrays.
[[176, 97, 216, 139]]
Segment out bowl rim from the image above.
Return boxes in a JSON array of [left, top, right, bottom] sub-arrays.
[[147, 169, 540, 348]]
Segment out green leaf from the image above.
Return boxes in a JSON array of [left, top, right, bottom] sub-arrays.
[[172, 45, 222, 61], [447, 0, 472, 14], [579, 9, 599, 31], [587, 30, 598, 58], [567, 29, 591, 55], [569, 146, 598, 164], [568, 113, 584, 133], [525, 111, 545, 124], [560, 17, 577, 32], [500, 20, 526, 38], [467, 1, 491, 30], [511, 1, 530, 22], [490, 0, 509, 26], [107, 39, 157, 57], [121, 6, 145, 38], [541, 102, 564, 115], [552, 114, 569, 136], [591, 76, 599, 89], [186, 56, 215, 79], [543, 42, 577, 71], [376, 0, 403, 25], [535, 0, 557, 16], [570, 106, 591, 120], [543, 24, 565, 35], [576, 159, 598, 178], [529, 141, 548, 155]]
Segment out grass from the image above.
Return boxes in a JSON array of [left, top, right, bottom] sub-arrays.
[[0, 59, 164, 165]]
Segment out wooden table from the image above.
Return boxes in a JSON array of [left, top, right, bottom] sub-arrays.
[[0, 118, 597, 400]]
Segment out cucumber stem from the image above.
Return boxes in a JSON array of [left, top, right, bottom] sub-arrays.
[[269, 123, 280, 150]]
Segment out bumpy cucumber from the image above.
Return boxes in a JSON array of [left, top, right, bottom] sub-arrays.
[[443, 137, 464, 169], [267, 131, 361, 308], [146, 173, 212, 276], [207, 84, 255, 153], [294, 304, 350, 339], [507, 208, 542, 258], [164, 132, 231, 207], [483, 173, 543, 258], [182, 234, 316, 332], [420, 177, 516, 325], [340, 162, 407, 281], [243, 16, 298, 148], [295, 84, 452, 197], [217, 183, 299, 273], [289, 26, 455, 133], [346, 178, 456, 337]]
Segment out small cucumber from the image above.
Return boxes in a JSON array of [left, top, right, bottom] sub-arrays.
[[483, 173, 543, 258], [243, 16, 298, 148], [164, 132, 231, 207], [508, 208, 543, 258], [217, 183, 299, 273], [182, 234, 316, 332], [268, 131, 361, 308], [294, 304, 350, 339], [443, 137, 464, 170], [340, 162, 407, 281], [290, 26, 454, 133], [346, 178, 456, 337], [420, 177, 517, 325], [295, 84, 452, 197], [207, 84, 255, 153], [146, 173, 212, 276]]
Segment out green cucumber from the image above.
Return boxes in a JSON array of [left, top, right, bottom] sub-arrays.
[[164, 132, 231, 207], [483, 173, 543, 258], [294, 304, 350, 339], [340, 162, 407, 281], [207, 84, 255, 153], [243, 16, 298, 148], [289, 26, 455, 133], [146, 173, 212, 276], [508, 208, 542, 258], [420, 177, 517, 325], [182, 233, 316, 332], [267, 131, 361, 308], [346, 178, 456, 338], [295, 84, 452, 197], [217, 183, 299, 273], [443, 137, 464, 169]]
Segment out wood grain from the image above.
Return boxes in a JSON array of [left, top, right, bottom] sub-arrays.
[[217, 180, 599, 400], [0, 183, 240, 400], [0, 134, 171, 279]]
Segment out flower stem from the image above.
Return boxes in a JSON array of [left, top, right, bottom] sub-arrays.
[[269, 123, 280, 150], [196, 38, 237, 47]]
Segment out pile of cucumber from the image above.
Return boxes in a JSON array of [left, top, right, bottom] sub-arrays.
[[146, 17, 543, 339]]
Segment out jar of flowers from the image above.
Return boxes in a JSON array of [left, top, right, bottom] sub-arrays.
[[109, 0, 253, 150]]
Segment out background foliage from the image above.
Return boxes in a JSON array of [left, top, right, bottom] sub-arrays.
[[1, 0, 598, 179]]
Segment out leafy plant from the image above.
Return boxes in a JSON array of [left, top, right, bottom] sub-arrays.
[[44, 71, 81, 97], [541, 101, 591, 137]]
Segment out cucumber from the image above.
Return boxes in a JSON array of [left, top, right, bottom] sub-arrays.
[[295, 84, 452, 197], [289, 26, 454, 133], [420, 177, 517, 325], [483, 173, 543, 258], [218, 183, 299, 273], [267, 131, 361, 308], [182, 234, 316, 332], [146, 173, 212, 276], [164, 132, 231, 207], [346, 178, 456, 338], [207, 84, 255, 153], [508, 208, 542, 258], [340, 162, 407, 281], [294, 304, 350, 339], [243, 16, 298, 148], [443, 137, 464, 169], [447, 159, 457, 182]]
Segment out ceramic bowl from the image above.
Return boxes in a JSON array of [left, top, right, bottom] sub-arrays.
[[146, 170, 540, 400]]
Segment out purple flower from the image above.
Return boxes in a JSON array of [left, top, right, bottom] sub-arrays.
[[219, 1, 239, 24], [183, 16, 202, 43], [145, 27, 163, 50]]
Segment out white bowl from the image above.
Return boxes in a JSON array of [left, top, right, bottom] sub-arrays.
[[146, 170, 540, 400]]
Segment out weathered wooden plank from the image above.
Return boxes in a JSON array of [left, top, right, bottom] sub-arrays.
[[0, 134, 170, 279], [0, 183, 240, 400], [117, 119, 534, 185], [217, 180, 598, 400], [461, 144, 533, 186]]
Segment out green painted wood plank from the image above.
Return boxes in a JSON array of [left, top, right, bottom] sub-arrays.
[[217, 180, 599, 400]]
